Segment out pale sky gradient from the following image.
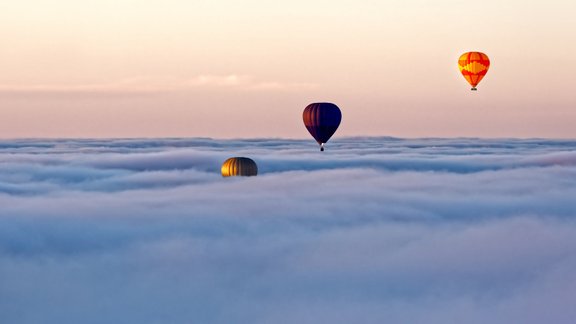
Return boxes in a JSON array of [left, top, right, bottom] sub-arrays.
[[1, 0, 574, 138]]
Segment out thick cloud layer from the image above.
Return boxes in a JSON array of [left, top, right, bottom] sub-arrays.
[[1, 137, 576, 324]]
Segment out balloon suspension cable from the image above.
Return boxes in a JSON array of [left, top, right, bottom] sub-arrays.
[[320, 143, 325, 152], [471, 87, 477, 91]]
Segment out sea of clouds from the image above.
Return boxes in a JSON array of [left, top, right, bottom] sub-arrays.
[[1, 137, 576, 324]]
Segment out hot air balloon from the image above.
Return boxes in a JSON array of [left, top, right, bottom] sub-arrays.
[[221, 157, 258, 177], [303, 102, 342, 151], [458, 52, 490, 91]]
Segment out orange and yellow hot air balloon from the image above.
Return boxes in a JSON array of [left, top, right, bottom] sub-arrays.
[[458, 52, 490, 91]]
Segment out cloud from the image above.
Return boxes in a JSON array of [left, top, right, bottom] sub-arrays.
[[0, 75, 318, 95], [1, 137, 576, 323]]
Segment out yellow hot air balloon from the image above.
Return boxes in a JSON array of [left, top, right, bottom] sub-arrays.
[[221, 157, 258, 177], [458, 52, 490, 91]]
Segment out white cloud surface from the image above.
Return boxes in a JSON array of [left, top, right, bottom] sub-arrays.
[[1, 137, 576, 323]]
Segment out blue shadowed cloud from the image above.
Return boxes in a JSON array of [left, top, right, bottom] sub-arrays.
[[1, 137, 576, 324]]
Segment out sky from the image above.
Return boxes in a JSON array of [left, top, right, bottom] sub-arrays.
[[1, 0, 575, 138], [1, 137, 576, 323]]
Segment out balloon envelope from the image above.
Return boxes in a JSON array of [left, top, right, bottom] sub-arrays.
[[458, 52, 490, 90], [221, 157, 258, 177], [303, 102, 342, 151]]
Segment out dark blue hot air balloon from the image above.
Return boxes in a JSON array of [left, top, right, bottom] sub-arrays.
[[302, 102, 342, 151]]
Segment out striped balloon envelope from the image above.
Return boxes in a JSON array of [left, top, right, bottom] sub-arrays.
[[302, 102, 342, 151], [221, 157, 258, 177], [458, 52, 490, 91]]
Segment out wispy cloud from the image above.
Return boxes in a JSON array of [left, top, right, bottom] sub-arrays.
[[1, 137, 575, 323], [0, 75, 318, 95]]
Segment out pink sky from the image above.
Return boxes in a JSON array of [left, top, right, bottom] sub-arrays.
[[0, 0, 574, 138]]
